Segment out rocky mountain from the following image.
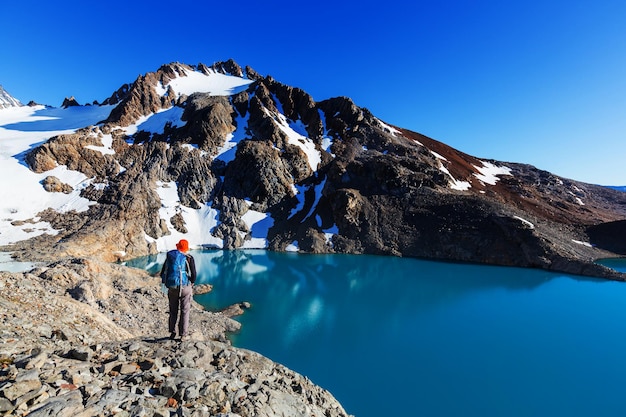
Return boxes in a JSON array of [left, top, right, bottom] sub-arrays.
[[3, 59, 626, 279], [0, 85, 22, 109]]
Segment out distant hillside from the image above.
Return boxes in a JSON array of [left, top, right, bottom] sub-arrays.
[[607, 186, 626, 193]]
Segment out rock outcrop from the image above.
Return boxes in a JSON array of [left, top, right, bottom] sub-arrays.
[[61, 96, 80, 108], [0, 259, 351, 416], [6, 60, 626, 280]]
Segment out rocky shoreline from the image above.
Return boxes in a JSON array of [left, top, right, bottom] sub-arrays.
[[0, 258, 351, 416]]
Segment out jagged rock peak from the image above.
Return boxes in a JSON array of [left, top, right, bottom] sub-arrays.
[[0, 84, 22, 109], [61, 96, 80, 108], [102, 60, 255, 127], [202, 59, 244, 77]]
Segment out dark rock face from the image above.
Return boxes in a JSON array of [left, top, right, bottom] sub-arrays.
[[175, 93, 234, 151], [61, 96, 80, 108], [14, 60, 626, 280], [587, 220, 626, 255]]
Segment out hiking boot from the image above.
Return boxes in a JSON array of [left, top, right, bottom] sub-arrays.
[[169, 332, 177, 340]]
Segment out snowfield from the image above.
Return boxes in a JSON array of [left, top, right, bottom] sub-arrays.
[[0, 105, 113, 245], [0, 70, 270, 254]]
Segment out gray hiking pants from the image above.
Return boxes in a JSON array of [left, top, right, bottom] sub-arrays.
[[168, 285, 193, 336]]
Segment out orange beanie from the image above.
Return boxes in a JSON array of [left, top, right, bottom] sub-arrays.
[[176, 239, 189, 252]]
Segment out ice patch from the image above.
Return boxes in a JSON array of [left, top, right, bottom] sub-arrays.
[[431, 151, 447, 161], [439, 163, 471, 191], [285, 242, 299, 252], [323, 224, 339, 247], [241, 205, 274, 248], [160, 68, 253, 98], [215, 113, 249, 163], [376, 118, 401, 136], [473, 161, 512, 185], [85, 133, 115, 155], [514, 216, 535, 229], [288, 184, 307, 220], [136, 106, 186, 134], [264, 107, 322, 171]]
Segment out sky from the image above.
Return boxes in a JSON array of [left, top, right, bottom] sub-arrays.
[[1, 0, 625, 185]]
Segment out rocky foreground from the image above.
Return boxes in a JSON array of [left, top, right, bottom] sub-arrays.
[[0, 258, 350, 416]]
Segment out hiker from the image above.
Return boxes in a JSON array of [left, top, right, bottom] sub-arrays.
[[160, 239, 196, 340]]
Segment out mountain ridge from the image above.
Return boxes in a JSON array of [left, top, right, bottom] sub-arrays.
[[2, 60, 625, 279], [0, 85, 22, 109]]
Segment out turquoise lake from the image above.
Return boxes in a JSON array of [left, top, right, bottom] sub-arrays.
[[131, 251, 626, 417]]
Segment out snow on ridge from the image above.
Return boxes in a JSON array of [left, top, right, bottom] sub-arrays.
[[157, 68, 254, 99], [120, 106, 187, 138], [438, 163, 471, 191], [376, 118, 401, 136], [263, 107, 322, 172], [431, 150, 447, 161], [473, 161, 512, 185], [513, 215, 535, 229]]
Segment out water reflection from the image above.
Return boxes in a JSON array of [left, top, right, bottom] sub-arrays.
[[126, 251, 626, 417], [129, 250, 565, 352]]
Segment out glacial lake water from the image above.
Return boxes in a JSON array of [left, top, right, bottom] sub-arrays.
[[130, 251, 626, 417]]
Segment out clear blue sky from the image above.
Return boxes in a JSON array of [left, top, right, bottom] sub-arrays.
[[2, 0, 625, 185]]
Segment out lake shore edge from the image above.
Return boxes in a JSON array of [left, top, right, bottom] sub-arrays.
[[0, 257, 351, 416]]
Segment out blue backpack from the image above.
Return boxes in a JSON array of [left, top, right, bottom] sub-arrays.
[[162, 250, 190, 288]]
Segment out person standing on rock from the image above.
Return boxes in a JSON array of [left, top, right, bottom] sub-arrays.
[[160, 239, 196, 340]]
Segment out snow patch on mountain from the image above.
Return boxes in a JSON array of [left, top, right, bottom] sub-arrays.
[[154, 181, 222, 252], [376, 118, 401, 136], [151, 189, 275, 251], [241, 201, 274, 248], [438, 163, 471, 191], [215, 113, 249, 163], [263, 107, 322, 171], [85, 133, 115, 155], [156, 68, 253, 99], [473, 161, 512, 185], [137, 107, 186, 134], [0, 105, 116, 245], [318, 109, 334, 155], [431, 150, 471, 190]]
